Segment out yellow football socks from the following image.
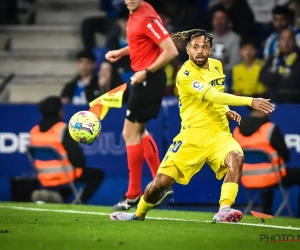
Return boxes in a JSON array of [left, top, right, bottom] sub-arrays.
[[135, 195, 156, 218], [219, 182, 239, 210]]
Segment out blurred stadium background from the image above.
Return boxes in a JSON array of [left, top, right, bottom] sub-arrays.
[[0, 0, 300, 218]]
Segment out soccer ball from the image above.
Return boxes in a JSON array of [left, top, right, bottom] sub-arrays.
[[68, 111, 101, 144]]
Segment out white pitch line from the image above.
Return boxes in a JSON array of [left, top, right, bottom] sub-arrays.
[[0, 205, 108, 216], [0, 205, 299, 231]]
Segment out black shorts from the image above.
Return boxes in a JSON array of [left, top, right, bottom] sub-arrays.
[[126, 68, 167, 123]]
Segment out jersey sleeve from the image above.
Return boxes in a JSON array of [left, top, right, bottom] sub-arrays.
[[178, 72, 212, 100], [143, 17, 170, 45]]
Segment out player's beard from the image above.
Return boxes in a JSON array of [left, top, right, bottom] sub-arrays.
[[191, 55, 208, 68]]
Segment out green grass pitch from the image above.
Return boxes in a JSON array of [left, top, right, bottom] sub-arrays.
[[0, 202, 299, 250]]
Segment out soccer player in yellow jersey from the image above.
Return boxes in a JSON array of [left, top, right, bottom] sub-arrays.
[[110, 29, 275, 223]]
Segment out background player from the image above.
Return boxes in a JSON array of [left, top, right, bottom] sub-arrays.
[[105, 0, 178, 210], [109, 29, 275, 222]]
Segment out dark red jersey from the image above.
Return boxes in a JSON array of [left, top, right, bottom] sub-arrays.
[[126, 1, 170, 71]]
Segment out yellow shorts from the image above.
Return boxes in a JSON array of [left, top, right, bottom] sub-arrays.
[[158, 127, 243, 185]]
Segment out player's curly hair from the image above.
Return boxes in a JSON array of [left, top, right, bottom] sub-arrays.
[[171, 29, 214, 47]]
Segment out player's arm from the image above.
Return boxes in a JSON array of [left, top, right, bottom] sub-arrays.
[[147, 37, 179, 73], [130, 18, 178, 85], [203, 86, 252, 106], [119, 46, 129, 56], [105, 46, 129, 63], [143, 18, 178, 73], [224, 105, 230, 112], [203, 87, 274, 113]]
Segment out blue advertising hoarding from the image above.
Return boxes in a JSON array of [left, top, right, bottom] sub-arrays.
[[0, 98, 299, 215]]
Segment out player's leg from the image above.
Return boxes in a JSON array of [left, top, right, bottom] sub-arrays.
[[113, 72, 170, 210], [141, 130, 160, 178], [110, 173, 175, 221], [110, 128, 207, 221], [122, 68, 173, 208], [139, 68, 167, 178], [123, 119, 146, 198], [213, 150, 244, 222], [141, 130, 174, 206], [112, 119, 145, 210], [207, 133, 244, 222]]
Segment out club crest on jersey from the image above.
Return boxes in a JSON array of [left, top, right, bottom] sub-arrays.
[[184, 70, 190, 76], [192, 80, 205, 92]]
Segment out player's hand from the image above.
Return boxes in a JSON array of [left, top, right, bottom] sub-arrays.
[[105, 50, 123, 63], [226, 110, 241, 125], [251, 98, 275, 113], [130, 70, 147, 85]]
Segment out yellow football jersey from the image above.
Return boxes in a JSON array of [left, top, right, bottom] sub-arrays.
[[176, 58, 230, 132]]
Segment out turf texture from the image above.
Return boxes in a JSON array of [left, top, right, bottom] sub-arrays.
[[0, 202, 299, 250]]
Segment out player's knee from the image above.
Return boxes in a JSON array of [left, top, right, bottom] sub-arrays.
[[122, 129, 130, 141], [226, 151, 244, 171], [233, 152, 244, 170], [122, 121, 145, 143], [122, 129, 139, 143], [149, 174, 172, 194], [141, 129, 149, 138], [149, 180, 164, 194]]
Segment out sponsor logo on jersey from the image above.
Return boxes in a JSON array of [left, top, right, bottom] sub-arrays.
[[192, 80, 205, 92]]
